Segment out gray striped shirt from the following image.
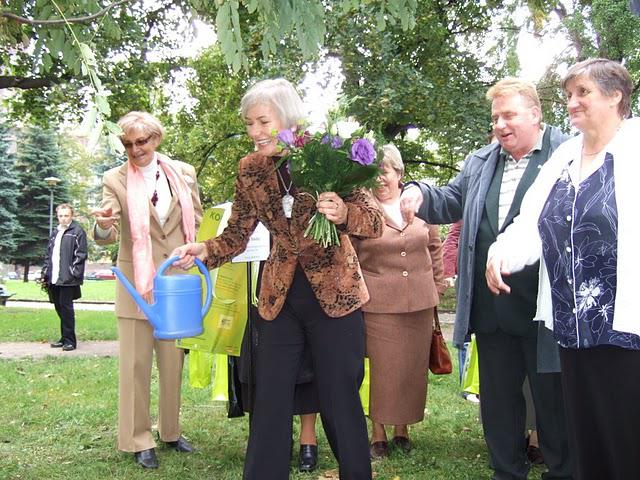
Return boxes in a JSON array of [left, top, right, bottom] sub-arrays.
[[498, 126, 545, 228]]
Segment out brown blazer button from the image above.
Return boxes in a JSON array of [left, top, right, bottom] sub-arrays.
[[161, 234, 167, 239], [163, 253, 168, 258]]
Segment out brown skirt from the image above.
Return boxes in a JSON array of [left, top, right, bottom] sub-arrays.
[[365, 308, 434, 425]]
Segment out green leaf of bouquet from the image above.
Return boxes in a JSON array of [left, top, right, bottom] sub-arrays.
[[335, 164, 380, 194]]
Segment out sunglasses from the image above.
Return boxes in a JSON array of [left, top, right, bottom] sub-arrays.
[[121, 135, 153, 150]]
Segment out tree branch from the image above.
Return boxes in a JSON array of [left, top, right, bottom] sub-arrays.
[[553, 5, 584, 59], [196, 133, 244, 177], [0, 76, 65, 90], [0, 0, 135, 26]]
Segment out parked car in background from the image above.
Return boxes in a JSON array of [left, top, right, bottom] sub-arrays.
[[27, 271, 42, 281], [88, 269, 116, 280], [4, 272, 18, 281]]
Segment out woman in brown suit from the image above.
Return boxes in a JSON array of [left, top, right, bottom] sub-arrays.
[[352, 144, 445, 458], [173, 78, 383, 480], [91, 112, 203, 469]]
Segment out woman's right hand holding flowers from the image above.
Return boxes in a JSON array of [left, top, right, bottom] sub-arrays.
[[171, 242, 207, 270]]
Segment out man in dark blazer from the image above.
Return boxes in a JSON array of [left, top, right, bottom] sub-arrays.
[[401, 78, 572, 479]]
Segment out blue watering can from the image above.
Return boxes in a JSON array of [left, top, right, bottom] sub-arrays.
[[111, 255, 212, 340]]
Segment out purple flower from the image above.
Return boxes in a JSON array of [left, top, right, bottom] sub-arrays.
[[321, 134, 343, 149], [277, 129, 295, 145], [350, 138, 376, 165], [331, 136, 343, 149]]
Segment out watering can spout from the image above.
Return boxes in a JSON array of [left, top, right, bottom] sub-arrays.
[[111, 267, 160, 327]]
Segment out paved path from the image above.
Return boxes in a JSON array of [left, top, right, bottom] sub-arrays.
[[0, 340, 119, 360], [6, 300, 115, 311], [1, 302, 455, 360], [2, 300, 117, 359]]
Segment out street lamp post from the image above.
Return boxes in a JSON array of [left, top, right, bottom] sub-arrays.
[[44, 176, 61, 236]]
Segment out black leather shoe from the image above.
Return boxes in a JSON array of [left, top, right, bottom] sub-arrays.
[[134, 448, 159, 468], [391, 436, 412, 453], [527, 445, 545, 465], [50, 341, 64, 348], [370, 440, 389, 459], [165, 436, 195, 453], [62, 344, 76, 351], [298, 444, 318, 472]]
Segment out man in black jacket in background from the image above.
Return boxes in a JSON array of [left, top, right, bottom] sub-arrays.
[[42, 203, 88, 351]]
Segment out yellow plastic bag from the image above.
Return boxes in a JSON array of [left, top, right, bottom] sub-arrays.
[[188, 350, 215, 388], [177, 204, 249, 356], [359, 358, 371, 416], [211, 353, 229, 401], [461, 336, 480, 395]]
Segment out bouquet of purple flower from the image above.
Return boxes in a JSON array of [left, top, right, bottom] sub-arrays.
[[277, 117, 381, 247]]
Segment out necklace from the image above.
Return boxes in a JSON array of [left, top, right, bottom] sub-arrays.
[[151, 164, 160, 207], [276, 168, 294, 218], [582, 146, 603, 156]]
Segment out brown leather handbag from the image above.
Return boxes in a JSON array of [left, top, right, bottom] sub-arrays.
[[429, 308, 453, 375]]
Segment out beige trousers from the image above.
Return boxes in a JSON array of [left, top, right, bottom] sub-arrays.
[[117, 317, 184, 452]]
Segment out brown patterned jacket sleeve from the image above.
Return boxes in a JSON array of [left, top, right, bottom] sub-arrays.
[[342, 188, 384, 239], [203, 170, 259, 270]]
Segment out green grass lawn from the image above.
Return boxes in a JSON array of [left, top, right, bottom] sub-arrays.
[[0, 307, 117, 342], [0, 306, 547, 479], [0, 294, 540, 479], [0, 354, 515, 480], [2, 279, 116, 302]]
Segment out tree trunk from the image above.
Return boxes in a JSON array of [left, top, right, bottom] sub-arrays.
[[22, 261, 30, 282]]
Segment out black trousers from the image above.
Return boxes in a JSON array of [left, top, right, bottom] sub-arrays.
[[560, 345, 640, 480], [50, 285, 77, 347], [243, 268, 371, 480], [476, 330, 571, 480]]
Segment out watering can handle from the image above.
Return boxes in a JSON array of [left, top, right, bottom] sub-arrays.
[[157, 255, 213, 317]]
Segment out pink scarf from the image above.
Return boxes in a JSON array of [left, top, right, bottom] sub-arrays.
[[126, 153, 196, 295]]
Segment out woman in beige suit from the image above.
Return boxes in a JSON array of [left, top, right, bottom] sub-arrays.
[[91, 112, 203, 469], [352, 144, 446, 458]]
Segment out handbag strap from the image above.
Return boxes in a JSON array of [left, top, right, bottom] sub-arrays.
[[433, 307, 442, 334]]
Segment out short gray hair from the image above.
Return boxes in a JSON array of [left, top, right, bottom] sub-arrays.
[[240, 78, 307, 129], [117, 111, 165, 141], [381, 144, 404, 177], [562, 58, 633, 119]]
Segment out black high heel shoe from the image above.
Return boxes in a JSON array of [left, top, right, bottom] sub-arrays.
[[298, 444, 318, 472]]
